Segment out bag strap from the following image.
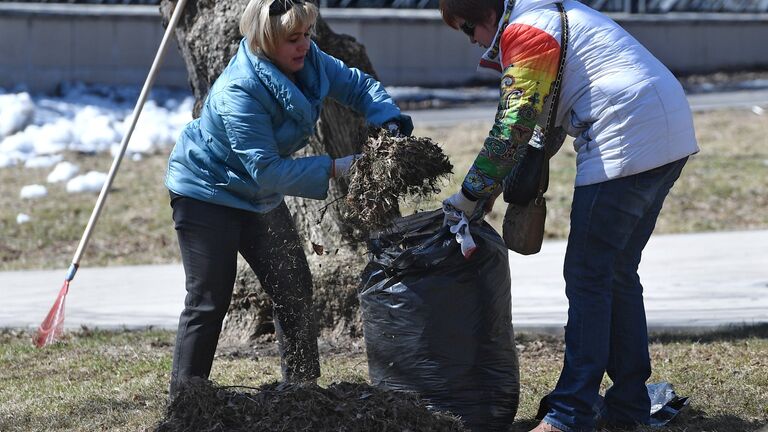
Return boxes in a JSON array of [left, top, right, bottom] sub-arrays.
[[536, 1, 569, 200], [544, 2, 569, 137]]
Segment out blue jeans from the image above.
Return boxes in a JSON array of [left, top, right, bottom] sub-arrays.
[[543, 157, 688, 432]]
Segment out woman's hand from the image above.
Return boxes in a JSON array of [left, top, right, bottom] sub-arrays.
[[443, 188, 499, 224], [383, 114, 414, 137], [443, 189, 479, 219]]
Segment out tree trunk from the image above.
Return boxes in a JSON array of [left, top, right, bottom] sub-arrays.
[[159, 0, 378, 347]]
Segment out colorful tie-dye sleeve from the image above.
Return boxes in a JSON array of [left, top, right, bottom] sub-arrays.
[[462, 23, 561, 199]]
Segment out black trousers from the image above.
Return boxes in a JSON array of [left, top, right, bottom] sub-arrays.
[[169, 195, 320, 395]]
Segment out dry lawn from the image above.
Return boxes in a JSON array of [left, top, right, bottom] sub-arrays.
[[0, 327, 766, 431]]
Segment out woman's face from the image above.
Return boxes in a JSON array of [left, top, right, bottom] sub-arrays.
[[273, 24, 312, 76], [458, 11, 498, 49]]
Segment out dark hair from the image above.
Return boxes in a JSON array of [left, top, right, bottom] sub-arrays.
[[439, 0, 504, 30]]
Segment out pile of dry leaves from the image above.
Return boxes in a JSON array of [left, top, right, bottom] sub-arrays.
[[155, 378, 467, 431]]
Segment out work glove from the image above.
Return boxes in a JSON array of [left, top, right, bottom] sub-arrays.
[[383, 114, 414, 137], [444, 207, 478, 259], [442, 189, 480, 221], [331, 154, 362, 178], [442, 192, 479, 259]]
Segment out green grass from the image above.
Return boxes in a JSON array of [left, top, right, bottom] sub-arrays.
[[1, 109, 767, 270], [1, 327, 766, 431]]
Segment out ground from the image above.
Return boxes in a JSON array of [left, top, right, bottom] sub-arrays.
[[1, 327, 766, 431]]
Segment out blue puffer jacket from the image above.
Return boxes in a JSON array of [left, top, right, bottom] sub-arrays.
[[166, 38, 401, 213]]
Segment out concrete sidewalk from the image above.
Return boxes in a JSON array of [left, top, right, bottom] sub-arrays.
[[1, 230, 766, 331], [509, 229, 768, 330]]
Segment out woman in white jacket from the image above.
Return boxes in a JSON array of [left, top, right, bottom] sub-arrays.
[[439, 1, 699, 431]]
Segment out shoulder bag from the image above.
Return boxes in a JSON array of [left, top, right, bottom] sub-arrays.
[[502, 2, 569, 255]]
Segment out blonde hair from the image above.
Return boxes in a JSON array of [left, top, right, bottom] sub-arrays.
[[240, 0, 319, 59]]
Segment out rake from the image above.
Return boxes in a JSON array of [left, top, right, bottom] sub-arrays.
[[34, 0, 189, 347]]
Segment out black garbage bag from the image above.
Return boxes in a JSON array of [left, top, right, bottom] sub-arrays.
[[359, 209, 520, 432]]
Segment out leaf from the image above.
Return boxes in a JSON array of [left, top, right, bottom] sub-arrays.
[[311, 242, 325, 255]]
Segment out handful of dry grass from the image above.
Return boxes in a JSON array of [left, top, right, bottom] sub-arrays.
[[343, 130, 453, 230]]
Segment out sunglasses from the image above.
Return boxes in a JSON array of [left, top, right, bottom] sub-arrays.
[[269, 0, 305, 16], [460, 20, 475, 37]]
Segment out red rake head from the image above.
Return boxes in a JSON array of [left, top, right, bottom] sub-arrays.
[[34, 280, 70, 348]]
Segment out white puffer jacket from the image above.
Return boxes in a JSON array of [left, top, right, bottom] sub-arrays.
[[481, 0, 699, 187]]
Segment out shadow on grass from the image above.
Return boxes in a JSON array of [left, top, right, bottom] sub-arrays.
[[509, 415, 766, 431], [508, 407, 767, 432], [649, 323, 768, 344], [649, 406, 767, 432]]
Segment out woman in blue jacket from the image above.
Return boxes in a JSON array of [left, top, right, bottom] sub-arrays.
[[165, 0, 411, 395]]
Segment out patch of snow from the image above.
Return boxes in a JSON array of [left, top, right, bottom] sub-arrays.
[[112, 99, 192, 156], [47, 161, 80, 183], [16, 213, 31, 224], [35, 119, 73, 154], [20, 184, 47, 199], [0, 84, 196, 176], [25, 154, 63, 169], [66, 171, 107, 193], [71, 106, 119, 153], [0, 92, 35, 138], [0, 132, 35, 165], [0, 152, 17, 168]]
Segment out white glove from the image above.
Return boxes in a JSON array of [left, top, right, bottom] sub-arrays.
[[445, 208, 478, 259], [331, 154, 362, 178], [442, 190, 479, 217]]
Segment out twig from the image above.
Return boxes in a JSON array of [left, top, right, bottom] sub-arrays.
[[316, 196, 346, 224]]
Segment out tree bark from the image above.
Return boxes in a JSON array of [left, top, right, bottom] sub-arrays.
[[160, 0, 377, 347]]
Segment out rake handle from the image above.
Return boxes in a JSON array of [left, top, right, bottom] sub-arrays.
[[66, 0, 188, 281]]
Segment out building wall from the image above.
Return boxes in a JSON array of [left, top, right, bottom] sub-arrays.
[[1, 4, 767, 92]]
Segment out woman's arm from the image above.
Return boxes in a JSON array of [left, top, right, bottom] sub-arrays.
[[219, 79, 333, 200], [462, 23, 561, 200]]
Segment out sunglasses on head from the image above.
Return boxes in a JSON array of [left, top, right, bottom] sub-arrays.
[[460, 20, 476, 37], [269, 0, 305, 16]]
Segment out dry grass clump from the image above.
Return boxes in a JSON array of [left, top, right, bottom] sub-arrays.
[[155, 378, 466, 432], [343, 130, 453, 231]]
